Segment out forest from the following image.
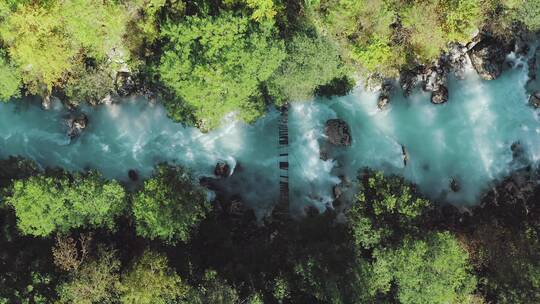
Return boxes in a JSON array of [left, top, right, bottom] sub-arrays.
[[1, 0, 540, 303]]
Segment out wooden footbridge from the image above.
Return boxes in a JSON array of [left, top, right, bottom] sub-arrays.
[[275, 104, 289, 216]]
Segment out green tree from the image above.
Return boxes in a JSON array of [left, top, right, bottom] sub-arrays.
[[347, 169, 432, 249], [120, 250, 188, 304], [187, 270, 240, 304], [60, 0, 128, 61], [310, 0, 403, 75], [132, 165, 208, 244], [64, 63, 115, 106], [0, 51, 21, 101], [372, 232, 477, 304], [7, 171, 126, 237], [158, 13, 286, 129], [0, 0, 128, 96], [0, 3, 77, 94], [466, 223, 540, 304], [57, 249, 121, 304], [267, 34, 351, 103], [402, 0, 481, 60], [515, 0, 540, 31]]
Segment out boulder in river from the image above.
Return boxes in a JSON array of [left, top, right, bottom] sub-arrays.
[[468, 36, 511, 80], [431, 85, 448, 104], [115, 71, 136, 96], [324, 119, 352, 146], [528, 92, 540, 108], [446, 43, 471, 79], [333, 184, 343, 199], [66, 113, 88, 139], [377, 82, 393, 110], [42, 95, 51, 110], [128, 169, 139, 181], [399, 67, 422, 96], [511, 141, 526, 162], [214, 160, 231, 178], [377, 95, 389, 110], [450, 178, 460, 192]]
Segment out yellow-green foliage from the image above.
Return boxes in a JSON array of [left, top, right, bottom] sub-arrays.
[[61, 0, 128, 61], [373, 232, 477, 304], [132, 165, 208, 243], [57, 249, 121, 304], [0, 3, 77, 94], [0, 0, 128, 96], [0, 53, 20, 101], [403, 0, 481, 60], [120, 251, 188, 304], [310, 0, 483, 74], [267, 34, 351, 103], [7, 171, 126, 237], [348, 170, 431, 249], [223, 0, 279, 22], [159, 13, 286, 129]]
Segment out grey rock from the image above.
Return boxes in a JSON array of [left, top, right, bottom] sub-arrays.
[[431, 85, 449, 104], [529, 92, 540, 108], [377, 82, 393, 110], [214, 160, 231, 178], [325, 119, 352, 146], [67, 113, 88, 139], [468, 37, 511, 80]]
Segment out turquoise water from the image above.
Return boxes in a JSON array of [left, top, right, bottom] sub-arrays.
[[295, 59, 538, 210], [0, 53, 538, 216]]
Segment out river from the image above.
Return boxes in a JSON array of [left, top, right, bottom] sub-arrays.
[[1, 52, 539, 217]]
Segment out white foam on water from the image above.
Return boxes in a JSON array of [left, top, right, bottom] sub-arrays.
[[0, 52, 538, 216]]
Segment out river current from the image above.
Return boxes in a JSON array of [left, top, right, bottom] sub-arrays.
[[1, 53, 539, 216]]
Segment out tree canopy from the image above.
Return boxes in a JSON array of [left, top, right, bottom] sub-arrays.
[[158, 13, 286, 129], [372, 232, 477, 304], [132, 165, 208, 243], [7, 171, 126, 237]]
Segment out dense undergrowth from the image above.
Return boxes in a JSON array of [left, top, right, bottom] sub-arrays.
[[2, 1, 540, 303], [1, 158, 540, 303], [1, 0, 539, 128]]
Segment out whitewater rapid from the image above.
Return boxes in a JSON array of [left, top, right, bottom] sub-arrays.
[[0, 52, 539, 216]]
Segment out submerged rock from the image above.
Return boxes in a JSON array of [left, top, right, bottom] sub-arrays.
[[450, 178, 460, 192], [529, 92, 540, 108], [431, 85, 449, 104], [128, 169, 139, 181], [42, 95, 51, 110], [115, 71, 136, 96], [377, 95, 389, 110], [214, 160, 231, 178], [101, 94, 113, 105], [333, 184, 343, 199], [468, 37, 511, 80], [399, 67, 422, 96], [66, 113, 88, 139], [510, 141, 527, 164], [446, 43, 471, 79], [377, 82, 393, 110], [325, 119, 352, 146]]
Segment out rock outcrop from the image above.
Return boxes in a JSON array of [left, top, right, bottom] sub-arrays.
[[115, 71, 136, 96], [450, 178, 460, 192], [468, 36, 512, 80], [128, 169, 139, 181], [529, 92, 540, 108], [66, 113, 88, 139], [214, 160, 231, 178], [399, 67, 423, 97], [325, 119, 352, 146], [431, 85, 449, 104], [377, 81, 393, 110]]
